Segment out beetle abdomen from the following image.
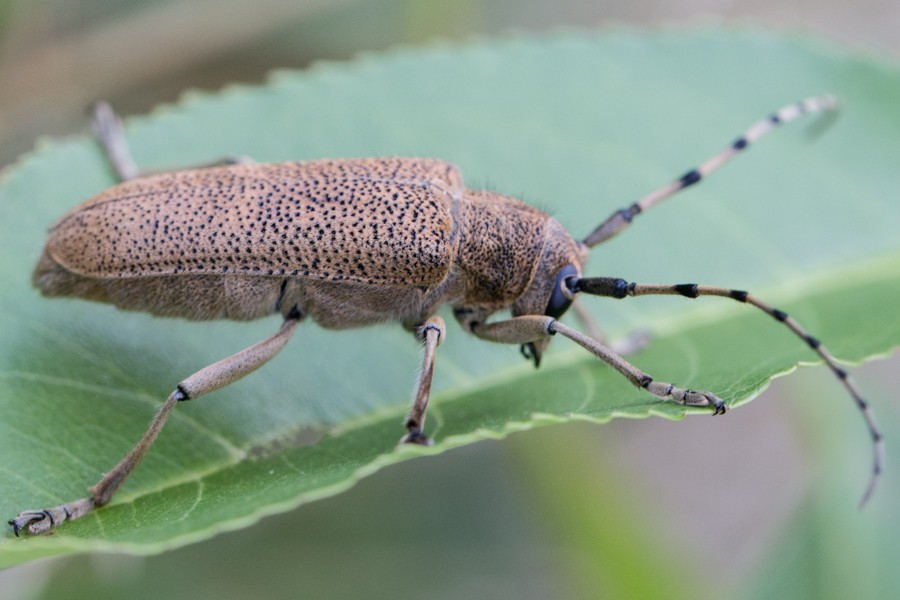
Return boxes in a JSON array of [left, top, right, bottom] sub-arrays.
[[34, 247, 285, 320]]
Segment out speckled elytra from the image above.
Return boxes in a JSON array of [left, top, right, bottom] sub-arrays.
[[9, 97, 882, 536]]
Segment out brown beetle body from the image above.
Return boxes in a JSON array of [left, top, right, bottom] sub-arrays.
[[35, 158, 583, 334], [10, 96, 883, 536]]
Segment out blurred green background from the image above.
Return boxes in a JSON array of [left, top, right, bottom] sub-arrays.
[[1, 1, 898, 599]]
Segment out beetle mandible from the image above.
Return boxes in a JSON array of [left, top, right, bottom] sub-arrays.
[[9, 96, 882, 536]]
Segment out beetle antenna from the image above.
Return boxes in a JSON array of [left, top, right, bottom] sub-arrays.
[[583, 95, 839, 248], [572, 276, 883, 506]]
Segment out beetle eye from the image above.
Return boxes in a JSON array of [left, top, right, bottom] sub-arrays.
[[545, 264, 578, 319]]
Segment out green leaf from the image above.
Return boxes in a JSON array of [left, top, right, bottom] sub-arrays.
[[1, 29, 898, 566]]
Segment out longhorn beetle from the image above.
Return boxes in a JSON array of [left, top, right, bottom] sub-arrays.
[[9, 96, 882, 536]]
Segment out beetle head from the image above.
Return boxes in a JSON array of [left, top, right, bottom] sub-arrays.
[[512, 218, 588, 367]]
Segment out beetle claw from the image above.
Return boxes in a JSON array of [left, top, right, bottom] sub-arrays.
[[712, 398, 727, 415], [8, 510, 52, 536], [675, 388, 727, 415], [400, 429, 434, 446], [695, 390, 727, 415]]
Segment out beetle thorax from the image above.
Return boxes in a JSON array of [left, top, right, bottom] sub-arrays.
[[454, 190, 586, 315]]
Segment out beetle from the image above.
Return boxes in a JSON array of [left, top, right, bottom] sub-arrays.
[[9, 96, 882, 536]]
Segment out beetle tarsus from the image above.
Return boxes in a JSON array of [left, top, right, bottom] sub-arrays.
[[8, 497, 94, 536], [686, 390, 727, 415]]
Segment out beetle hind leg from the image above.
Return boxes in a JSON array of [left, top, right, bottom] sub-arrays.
[[90, 101, 254, 183], [90, 101, 139, 181], [8, 316, 301, 535]]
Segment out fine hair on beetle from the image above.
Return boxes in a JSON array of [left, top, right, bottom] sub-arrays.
[[8, 96, 882, 536]]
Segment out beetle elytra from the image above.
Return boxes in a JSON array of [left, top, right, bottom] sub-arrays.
[[9, 96, 882, 536]]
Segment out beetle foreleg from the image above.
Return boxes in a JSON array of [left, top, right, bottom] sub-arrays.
[[8, 315, 302, 535], [401, 316, 446, 446], [471, 315, 726, 413]]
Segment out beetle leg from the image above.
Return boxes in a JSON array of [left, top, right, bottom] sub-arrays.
[[8, 315, 302, 536], [400, 316, 446, 446], [90, 101, 254, 183], [470, 315, 726, 413], [90, 101, 139, 181]]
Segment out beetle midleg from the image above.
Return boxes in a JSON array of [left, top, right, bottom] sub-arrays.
[[8, 314, 302, 536], [575, 276, 883, 505], [90, 101, 252, 183], [401, 316, 446, 446], [470, 315, 726, 413], [583, 94, 838, 247]]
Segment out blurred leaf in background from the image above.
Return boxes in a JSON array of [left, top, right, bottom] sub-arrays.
[[2, 0, 899, 166]]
